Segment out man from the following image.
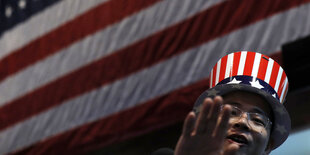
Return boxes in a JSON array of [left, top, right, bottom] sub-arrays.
[[153, 51, 290, 155]]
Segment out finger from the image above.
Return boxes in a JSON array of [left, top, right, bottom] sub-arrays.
[[214, 104, 231, 138], [213, 96, 224, 106], [195, 98, 212, 134], [182, 111, 196, 138], [205, 96, 222, 132]]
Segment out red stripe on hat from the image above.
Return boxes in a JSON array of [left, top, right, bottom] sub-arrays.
[[257, 55, 269, 80], [243, 52, 255, 76], [277, 72, 287, 98], [212, 63, 218, 87], [262, 54, 270, 59], [232, 52, 241, 76], [269, 62, 280, 88], [219, 55, 228, 82]]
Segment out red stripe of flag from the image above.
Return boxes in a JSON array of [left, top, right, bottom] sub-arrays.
[[243, 51, 255, 76], [212, 63, 217, 87], [269, 62, 280, 88], [232, 51, 241, 76], [0, 0, 162, 82], [0, 0, 308, 131], [257, 54, 269, 80], [219, 55, 228, 82]]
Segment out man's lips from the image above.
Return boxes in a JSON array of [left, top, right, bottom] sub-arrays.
[[226, 134, 249, 146]]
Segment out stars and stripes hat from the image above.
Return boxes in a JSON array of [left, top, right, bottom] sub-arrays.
[[193, 51, 290, 149]]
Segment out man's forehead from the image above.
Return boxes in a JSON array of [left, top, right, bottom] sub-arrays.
[[222, 91, 272, 118], [224, 101, 268, 116]]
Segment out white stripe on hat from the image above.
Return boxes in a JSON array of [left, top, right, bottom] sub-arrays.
[[280, 77, 288, 103], [264, 58, 274, 84], [251, 53, 262, 78], [215, 59, 221, 85], [237, 52, 247, 75], [274, 67, 283, 92], [225, 53, 234, 79]]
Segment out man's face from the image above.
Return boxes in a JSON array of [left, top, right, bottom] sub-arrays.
[[222, 91, 273, 155]]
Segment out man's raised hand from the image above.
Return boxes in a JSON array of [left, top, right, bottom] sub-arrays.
[[174, 96, 232, 155]]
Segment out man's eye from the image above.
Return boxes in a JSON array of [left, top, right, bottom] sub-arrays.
[[252, 118, 266, 126], [231, 110, 238, 116]]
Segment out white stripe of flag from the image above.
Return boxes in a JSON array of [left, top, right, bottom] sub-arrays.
[[251, 53, 262, 78], [225, 52, 234, 79], [215, 59, 221, 85], [237, 51, 247, 75], [264, 58, 274, 84], [280, 77, 288, 103], [274, 67, 283, 92]]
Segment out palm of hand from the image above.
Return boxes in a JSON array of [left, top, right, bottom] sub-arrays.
[[174, 96, 232, 155]]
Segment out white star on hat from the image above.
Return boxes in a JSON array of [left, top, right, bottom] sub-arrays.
[[250, 79, 264, 89], [275, 124, 287, 135], [272, 93, 277, 98], [227, 78, 242, 84]]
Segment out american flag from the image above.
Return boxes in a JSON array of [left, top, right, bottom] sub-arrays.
[[0, 0, 310, 154]]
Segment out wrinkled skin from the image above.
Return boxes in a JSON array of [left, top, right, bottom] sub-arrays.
[[175, 91, 273, 155]]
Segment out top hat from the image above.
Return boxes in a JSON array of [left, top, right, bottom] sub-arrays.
[[194, 51, 290, 149]]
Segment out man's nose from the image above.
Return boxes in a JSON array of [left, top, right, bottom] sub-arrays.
[[232, 114, 251, 131]]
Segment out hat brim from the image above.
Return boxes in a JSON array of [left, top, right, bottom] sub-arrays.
[[193, 84, 291, 149]]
